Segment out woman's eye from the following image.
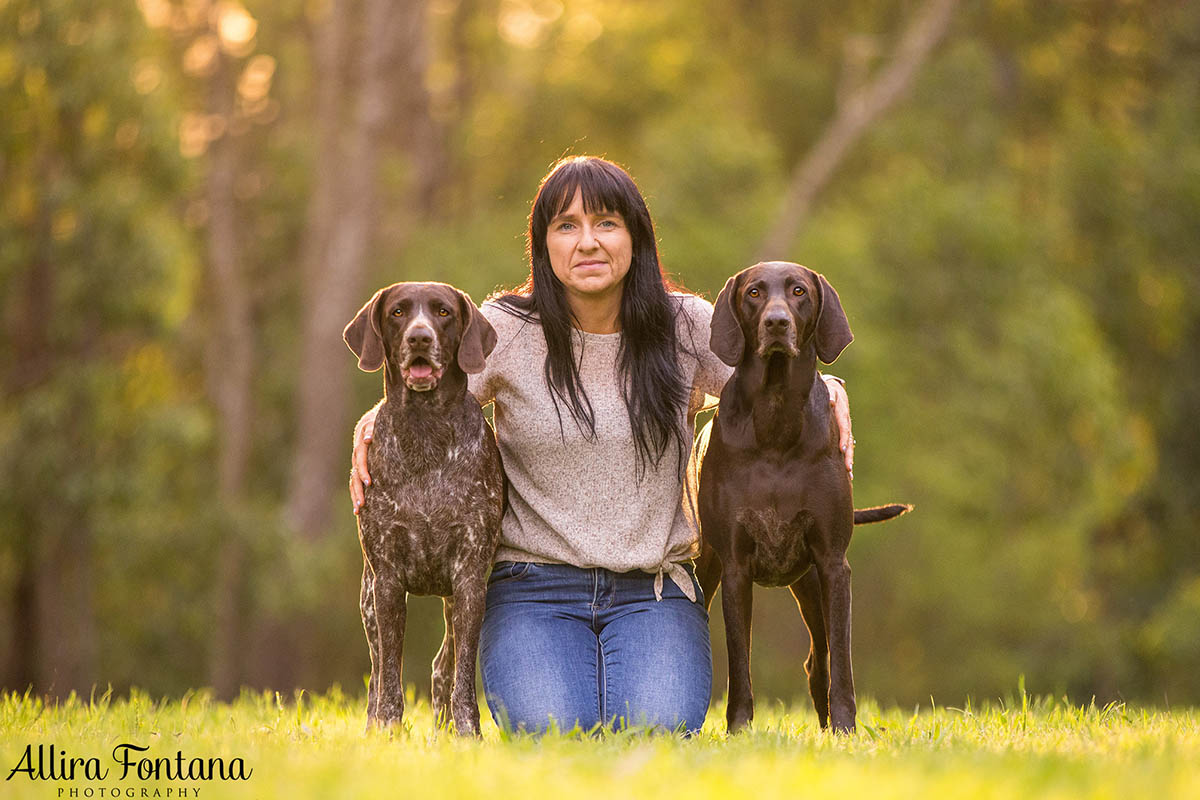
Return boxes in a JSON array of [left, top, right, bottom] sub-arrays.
[[793, 286, 805, 296], [438, 308, 449, 317]]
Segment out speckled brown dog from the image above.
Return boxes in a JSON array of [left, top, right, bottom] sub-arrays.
[[688, 262, 910, 734], [344, 282, 505, 736]]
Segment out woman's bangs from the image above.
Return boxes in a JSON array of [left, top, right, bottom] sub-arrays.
[[545, 162, 631, 220]]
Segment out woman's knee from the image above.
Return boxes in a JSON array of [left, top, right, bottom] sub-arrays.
[[483, 687, 599, 734], [601, 598, 713, 734], [479, 598, 601, 734], [607, 688, 709, 734]]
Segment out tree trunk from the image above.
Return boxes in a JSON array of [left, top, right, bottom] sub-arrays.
[[3, 153, 96, 697], [757, 0, 961, 259], [204, 46, 257, 700], [3, 214, 55, 693], [35, 503, 97, 698], [7, 524, 37, 692], [285, 0, 428, 542], [295, 0, 351, 329]]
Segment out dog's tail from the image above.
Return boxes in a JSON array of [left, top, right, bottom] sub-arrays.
[[853, 504, 913, 525]]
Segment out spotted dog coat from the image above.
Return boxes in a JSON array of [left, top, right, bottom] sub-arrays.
[[345, 282, 505, 736], [687, 262, 910, 734]]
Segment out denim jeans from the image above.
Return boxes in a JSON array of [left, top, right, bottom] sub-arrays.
[[479, 560, 712, 734]]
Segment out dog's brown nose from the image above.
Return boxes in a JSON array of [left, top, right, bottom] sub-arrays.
[[763, 309, 791, 331], [407, 325, 434, 347]]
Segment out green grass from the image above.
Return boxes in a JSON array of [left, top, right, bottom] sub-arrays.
[[2, 686, 1197, 799]]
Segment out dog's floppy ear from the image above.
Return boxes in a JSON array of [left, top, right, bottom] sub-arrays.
[[456, 290, 497, 374], [814, 272, 853, 364], [344, 286, 389, 372], [710, 273, 745, 367]]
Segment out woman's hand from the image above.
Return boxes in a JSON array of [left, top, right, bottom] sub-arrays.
[[822, 375, 854, 480], [350, 404, 380, 514]]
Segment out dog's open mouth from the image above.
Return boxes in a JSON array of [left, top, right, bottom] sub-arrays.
[[402, 355, 445, 391], [758, 341, 799, 358]]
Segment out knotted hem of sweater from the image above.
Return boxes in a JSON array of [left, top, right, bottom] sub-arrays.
[[651, 560, 697, 603]]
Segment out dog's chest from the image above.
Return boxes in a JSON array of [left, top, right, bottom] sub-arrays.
[[361, 429, 503, 595], [734, 503, 815, 587]]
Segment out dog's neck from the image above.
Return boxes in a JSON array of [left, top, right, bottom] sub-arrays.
[[378, 366, 468, 430], [372, 366, 472, 471], [724, 345, 825, 449]]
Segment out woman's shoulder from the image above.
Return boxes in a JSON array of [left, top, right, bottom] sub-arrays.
[[670, 290, 715, 318], [480, 298, 542, 358], [670, 290, 731, 389], [668, 291, 718, 365], [481, 298, 537, 327], [669, 291, 715, 334]]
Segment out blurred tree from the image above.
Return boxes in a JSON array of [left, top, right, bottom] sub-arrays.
[[0, 0, 200, 695], [285, 0, 437, 545], [143, 0, 289, 698], [758, 0, 960, 258], [190, 0, 260, 700]]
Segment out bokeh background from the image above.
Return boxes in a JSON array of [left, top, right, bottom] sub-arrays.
[[2, 0, 1197, 709]]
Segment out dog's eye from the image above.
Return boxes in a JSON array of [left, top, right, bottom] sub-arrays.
[[748, 288, 759, 298], [392, 309, 404, 316], [793, 286, 805, 296], [438, 308, 449, 317]]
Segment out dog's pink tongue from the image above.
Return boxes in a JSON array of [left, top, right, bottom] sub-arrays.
[[408, 363, 434, 379]]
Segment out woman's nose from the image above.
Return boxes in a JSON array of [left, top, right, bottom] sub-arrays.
[[577, 223, 598, 249]]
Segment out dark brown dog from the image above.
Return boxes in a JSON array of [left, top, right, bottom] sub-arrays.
[[344, 281, 505, 736], [688, 261, 910, 734]]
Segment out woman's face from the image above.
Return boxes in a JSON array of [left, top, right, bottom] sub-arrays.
[[545, 188, 632, 304]]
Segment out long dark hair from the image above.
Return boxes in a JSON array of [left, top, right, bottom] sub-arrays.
[[493, 156, 692, 478]]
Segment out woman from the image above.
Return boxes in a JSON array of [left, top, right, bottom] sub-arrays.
[[349, 156, 854, 734]]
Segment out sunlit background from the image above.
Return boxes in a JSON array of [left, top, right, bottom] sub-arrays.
[[2, 0, 1197, 709]]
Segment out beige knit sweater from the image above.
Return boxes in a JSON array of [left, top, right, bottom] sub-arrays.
[[467, 293, 731, 601]]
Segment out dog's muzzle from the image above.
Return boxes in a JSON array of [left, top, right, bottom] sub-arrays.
[[400, 321, 445, 391], [757, 307, 799, 358], [401, 353, 445, 391]]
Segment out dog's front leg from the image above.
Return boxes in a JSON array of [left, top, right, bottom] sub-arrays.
[[449, 575, 485, 737], [789, 568, 830, 729], [360, 561, 381, 724], [721, 564, 755, 733], [431, 596, 456, 729], [815, 554, 856, 733], [370, 575, 408, 729]]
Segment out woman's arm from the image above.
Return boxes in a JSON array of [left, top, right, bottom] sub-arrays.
[[349, 402, 381, 514], [822, 375, 854, 479]]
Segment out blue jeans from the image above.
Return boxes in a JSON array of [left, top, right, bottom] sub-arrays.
[[479, 561, 712, 734]]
